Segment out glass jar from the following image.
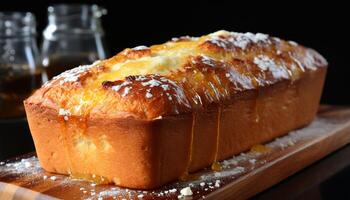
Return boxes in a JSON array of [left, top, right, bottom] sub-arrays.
[[0, 12, 42, 159], [41, 4, 108, 79], [0, 12, 43, 119]]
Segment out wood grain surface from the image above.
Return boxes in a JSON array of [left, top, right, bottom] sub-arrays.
[[1, 105, 350, 200]]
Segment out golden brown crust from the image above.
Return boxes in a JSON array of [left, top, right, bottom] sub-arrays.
[[26, 30, 327, 120], [24, 68, 327, 189]]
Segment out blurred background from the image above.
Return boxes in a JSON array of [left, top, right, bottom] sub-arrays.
[[0, 1, 349, 157]]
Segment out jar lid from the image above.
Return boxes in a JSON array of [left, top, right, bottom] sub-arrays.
[[48, 4, 107, 19], [0, 12, 36, 37], [43, 4, 107, 39]]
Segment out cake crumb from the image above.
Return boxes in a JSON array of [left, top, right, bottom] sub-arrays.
[[249, 159, 257, 164], [288, 139, 295, 146], [215, 180, 221, 187], [58, 108, 71, 117], [145, 91, 153, 98], [58, 108, 71, 120], [137, 194, 144, 199], [169, 188, 177, 193], [180, 186, 193, 196], [50, 176, 57, 181], [43, 175, 48, 180]]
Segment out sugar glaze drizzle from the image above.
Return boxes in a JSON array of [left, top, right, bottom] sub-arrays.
[[181, 112, 197, 181], [212, 106, 223, 171]]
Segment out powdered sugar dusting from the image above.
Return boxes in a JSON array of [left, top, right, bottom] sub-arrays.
[[121, 86, 132, 97], [253, 55, 290, 79], [302, 50, 319, 71], [111, 81, 131, 92], [289, 41, 298, 46], [105, 75, 190, 109], [58, 108, 71, 120], [171, 35, 199, 42], [161, 84, 170, 91], [225, 68, 255, 90], [200, 55, 216, 67], [208, 30, 270, 50], [132, 45, 149, 51], [160, 76, 190, 107], [141, 79, 162, 87], [135, 75, 190, 107], [145, 91, 153, 98]]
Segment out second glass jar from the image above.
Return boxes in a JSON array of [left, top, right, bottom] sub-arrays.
[[41, 4, 108, 79]]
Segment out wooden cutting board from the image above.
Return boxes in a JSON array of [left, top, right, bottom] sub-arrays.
[[1, 105, 350, 200]]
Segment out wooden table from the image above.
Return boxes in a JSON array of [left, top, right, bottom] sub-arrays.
[[1, 105, 350, 200], [254, 143, 350, 199]]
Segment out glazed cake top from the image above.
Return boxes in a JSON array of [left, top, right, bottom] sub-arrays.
[[27, 30, 327, 120]]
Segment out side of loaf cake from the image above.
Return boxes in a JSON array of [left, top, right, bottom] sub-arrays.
[[24, 30, 327, 189]]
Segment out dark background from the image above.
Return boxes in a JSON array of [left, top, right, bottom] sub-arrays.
[[1, 0, 349, 104]]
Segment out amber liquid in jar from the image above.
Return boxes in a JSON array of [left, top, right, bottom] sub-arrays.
[[43, 53, 99, 79], [0, 66, 43, 119]]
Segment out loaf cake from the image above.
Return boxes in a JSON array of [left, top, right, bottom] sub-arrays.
[[24, 30, 327, 189]]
